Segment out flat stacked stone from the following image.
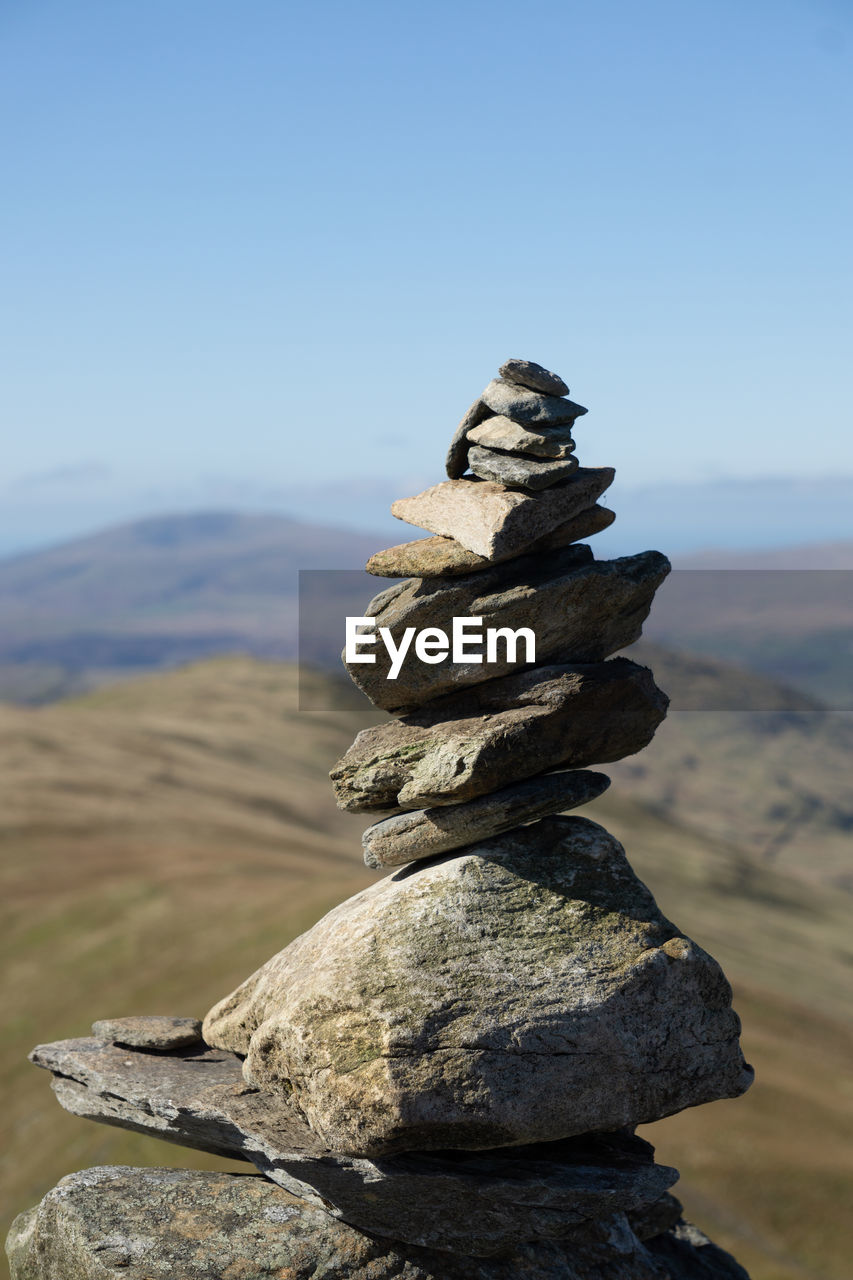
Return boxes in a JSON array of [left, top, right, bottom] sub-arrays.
[[366, 505, 615, 578], [469, 416, 578, 459], [11, 357, 754, 1279], [25, 1035, 680, 1256], [362, 771, 611, 868], [347, 548, 670, 710], [390, 469, 613, 560], [445, 357, 587, 483], [8, 1168, 750, 1280]]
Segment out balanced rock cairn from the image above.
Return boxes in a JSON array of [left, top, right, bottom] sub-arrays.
[[9, 359, 755, 1280]]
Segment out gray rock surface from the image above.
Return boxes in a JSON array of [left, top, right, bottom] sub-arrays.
[[446, 396, 494, 479], [648, 1220, 752, 1279], [28, 1037, 678, 1255], [391, 469, 614, 560], [366, 506, 615, 578], [482, 378, 588, 426], [499, 357, 570, 396], [362, 770, 611, 867], [347, 548, 670, 711], [468, 415, 577, 458], [332, 659, 669, 811], [468, 444, 579, 489], [90, 1015, 202, 1051], [5, 1167, 750, 1279], [205, 817, 753, 1158]]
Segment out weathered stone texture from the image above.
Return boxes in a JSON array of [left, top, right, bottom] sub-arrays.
[[27, 1037, 680, 1255], [90, 1015, 202, 1051], [482, 378, 588, 426], [499, 357, 570, 396], [204, 817, 753, 1158], [446, 396, 494, 479], [365, 505, 614, 579], [391, 469, 615, 560], [332, 659, 668, 811], [348, 547, 670, 710], [6, 1167, 751, 1279], [468, 444, 579, 489], [362, 770, 611, 867], [468, 415, 577, 458]]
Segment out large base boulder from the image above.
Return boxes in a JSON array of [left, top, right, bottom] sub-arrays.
[[6, 1167, 751, 1280], [204, 817, 753, 1158]]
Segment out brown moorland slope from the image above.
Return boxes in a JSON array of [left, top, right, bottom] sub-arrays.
[[1, 513, 851, 707], [1, 657, 851, 1280]]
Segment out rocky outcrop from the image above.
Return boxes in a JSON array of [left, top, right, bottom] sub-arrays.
[[203, 818, 752, 1157], [6, 1168, 750, 1280], [361, 770, 611, 868], [27, 1037, 679, 1255], [89, 1015, 202, 1051], [391, 468, 615, 559], [12, 356, 754, 1278], [345, 547, 670, 709], [469, 414, 578, 457], [480, 377, 588, 426], [365, 505, 614, 578], [331, 660, 668, 811], [467, 443, 579, 487]]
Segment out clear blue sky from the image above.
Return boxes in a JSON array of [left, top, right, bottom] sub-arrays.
[[1, 0, 851, 550]]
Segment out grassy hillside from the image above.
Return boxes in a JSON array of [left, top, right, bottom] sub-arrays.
[[0, 512, 381, 701], [643, 567, 853, 707], [613, 643, 853, 893], [2, 658, 851, 1280], [677, 541, 853, 569], [2, 513, 851, 708]]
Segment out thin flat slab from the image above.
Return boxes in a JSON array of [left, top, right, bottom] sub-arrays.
[[468, 445, 579, 490], [90, 1015, 202, 1051], [365, 505, 615, 579], [27, 1038, 678, 1256], [347, 549, 670, 711], [468, 415, 577, 458], [391, 469, 614, 560], [204, 817, 753, 1159], [6, 1167, 749, 1279], [445, 396, 493, 479], [332, 659, 668, 811], [362, 770, 611, 868], [499, 357, 570, 396], [482, 378, 588, 426]]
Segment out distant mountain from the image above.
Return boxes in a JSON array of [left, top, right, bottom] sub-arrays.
[[0, 511, 382, 700], [4, 471, 853, 559], [593, 474, 853, 559], [614, 642, 853, 892], [677, 540, 853, 568], [643, 557, 853, 706], [1, 510, 850, 706]]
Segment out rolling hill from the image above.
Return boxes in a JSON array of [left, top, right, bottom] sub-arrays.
[[0, 511, 382, 701], [1, 656, 851, 1280], [1, 512, 851, 709]]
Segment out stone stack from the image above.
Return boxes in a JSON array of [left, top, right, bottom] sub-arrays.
[[8, 359, 755, 1280]]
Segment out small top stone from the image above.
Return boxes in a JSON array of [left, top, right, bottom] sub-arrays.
[[91, 1015, 203, 1051], [481, 379, 587, 427], [499, 358, 569, 397]]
